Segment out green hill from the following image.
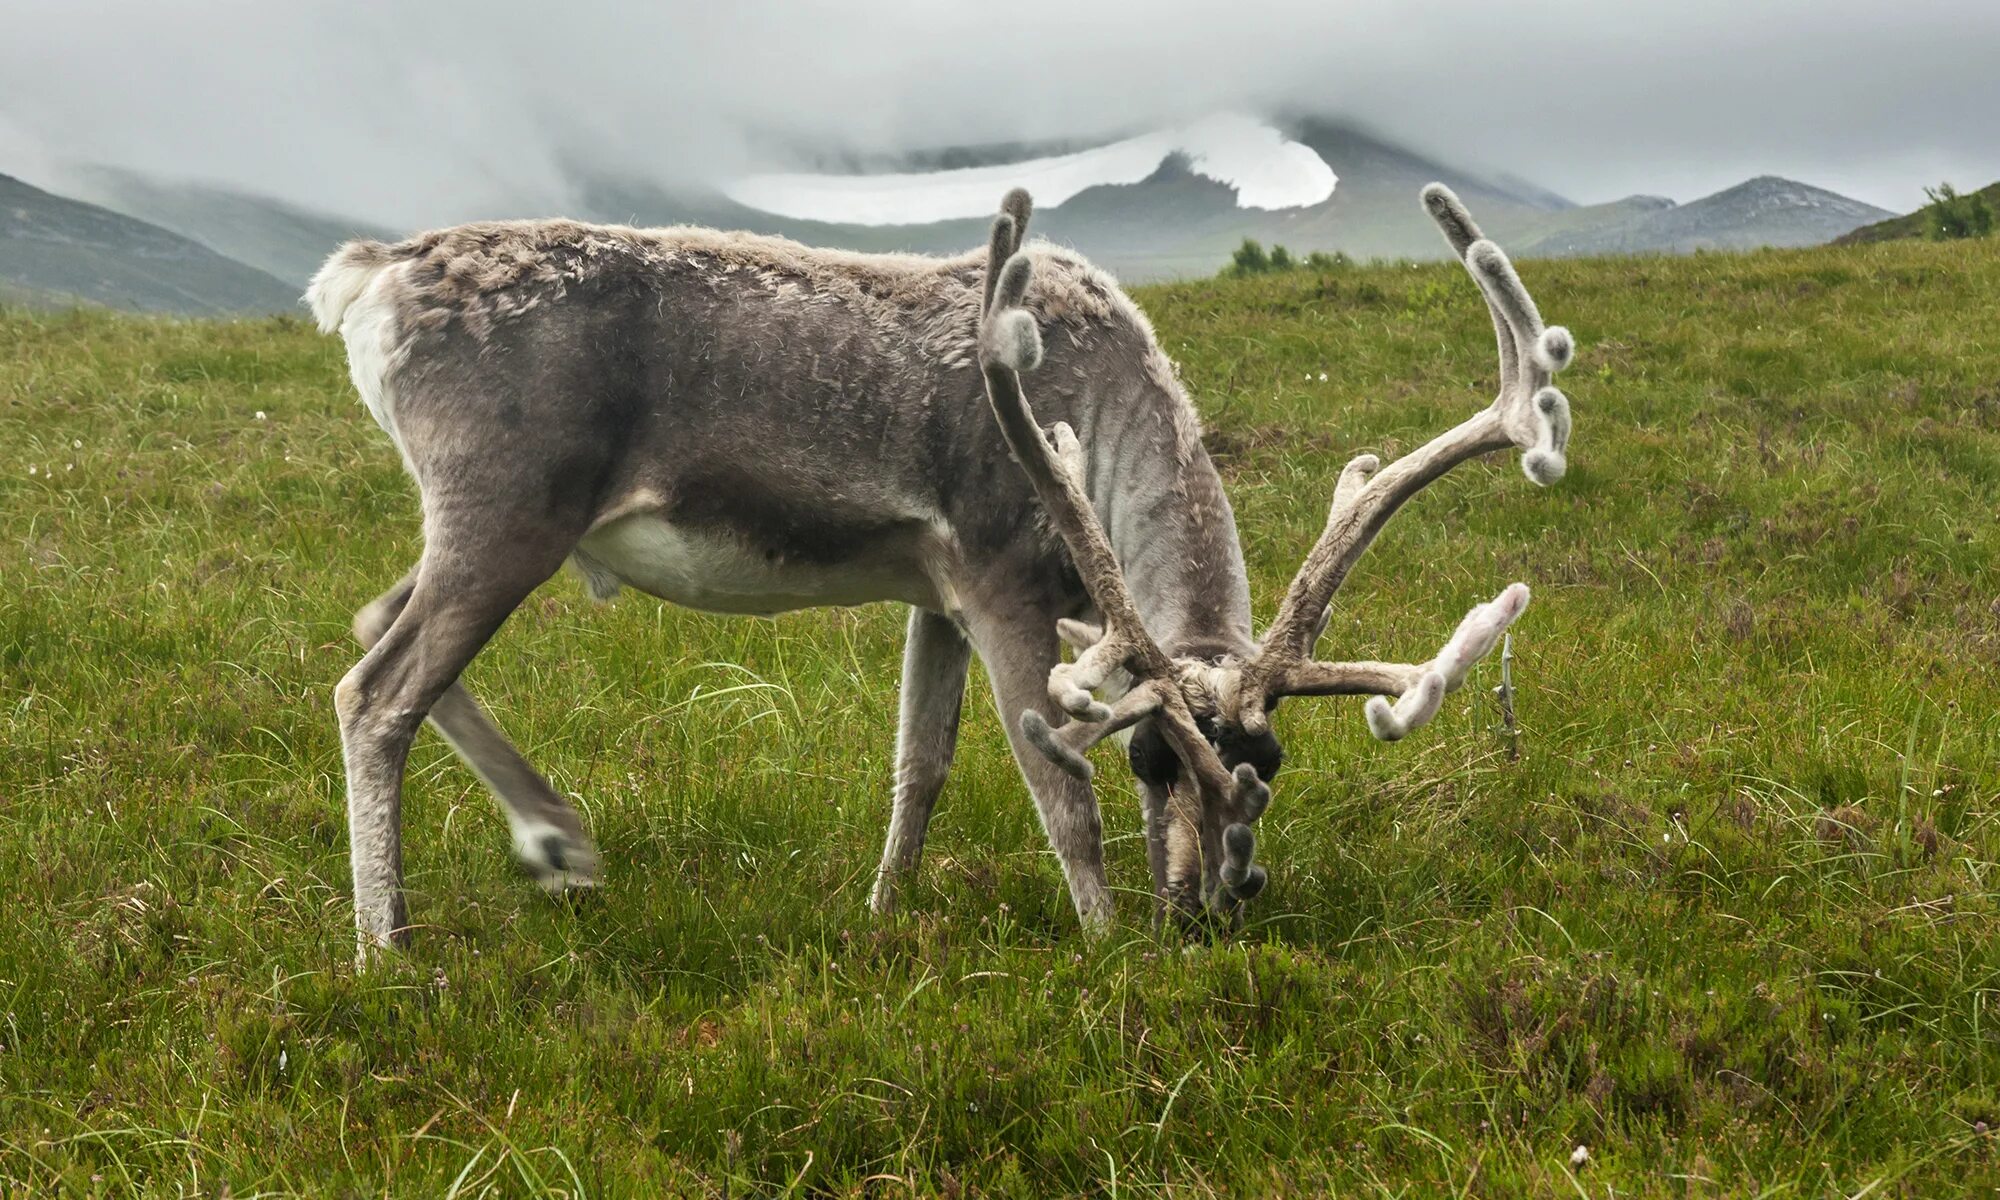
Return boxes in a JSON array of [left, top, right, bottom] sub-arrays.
[[2, 236, 1998, 1194], [0, 172, 299, 315], [1835, 181, 2000, 244]]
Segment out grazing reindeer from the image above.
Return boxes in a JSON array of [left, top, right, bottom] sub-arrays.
[[976, 188, 1571, 919], [308, 181, 1574, 955]]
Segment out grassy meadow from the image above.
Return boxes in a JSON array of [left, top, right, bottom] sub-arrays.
[[2, 235, 1998, 1196]]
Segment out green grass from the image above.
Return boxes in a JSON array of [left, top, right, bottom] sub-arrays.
[[3, 238, 1998, 1196]]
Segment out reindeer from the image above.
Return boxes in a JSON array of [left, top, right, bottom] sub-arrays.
[[308, 182, 1575, 955]]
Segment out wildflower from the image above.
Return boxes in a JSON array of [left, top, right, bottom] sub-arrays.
[[1318, 372, 1328, 382], [255, 411, 268, 421], [1570, 1145, 1590, 1168]]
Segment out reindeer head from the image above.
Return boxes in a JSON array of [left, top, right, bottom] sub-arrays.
[[975, 185, 1576, 927]]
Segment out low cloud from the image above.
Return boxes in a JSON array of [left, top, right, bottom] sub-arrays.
[[2, 0, 1994, 224]]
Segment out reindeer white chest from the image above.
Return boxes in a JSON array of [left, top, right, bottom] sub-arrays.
[[574, 512, 951, 617]]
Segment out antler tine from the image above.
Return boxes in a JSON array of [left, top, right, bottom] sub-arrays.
[[983, 187, 1031, 312], [1420, 182, 1484, 256], [1359, 583, 1529, 741], [1237, 188, 1576, 737], [1020, 680, 1170, 780], [1424, 183, 1520, 385], [1212, 821, 1268, 915], [1426, 184, 1577, 421], [1462, 241, 1575, 485]]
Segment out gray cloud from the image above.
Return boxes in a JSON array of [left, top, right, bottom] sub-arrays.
[[2, 0, 1995, 224]]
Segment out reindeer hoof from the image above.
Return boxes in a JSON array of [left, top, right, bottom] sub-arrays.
[[353, 901, 411, 968]]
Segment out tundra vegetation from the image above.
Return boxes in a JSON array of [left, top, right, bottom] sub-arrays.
[[1, 233, 1997, 1195]]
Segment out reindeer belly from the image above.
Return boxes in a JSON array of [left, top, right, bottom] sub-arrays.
[[573, 513, 947, 616]]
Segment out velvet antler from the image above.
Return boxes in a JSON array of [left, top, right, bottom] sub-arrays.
[[1231, 185, 1574, 739]]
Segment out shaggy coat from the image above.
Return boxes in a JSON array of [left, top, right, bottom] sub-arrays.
[[310, 218, 1259, 952]]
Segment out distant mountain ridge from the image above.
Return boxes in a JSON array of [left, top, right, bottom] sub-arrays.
[[0, 117, 1910, 314], [1517, 177, 1894, 258], [574, 120, 1585, 278], [0, 172, 298, 315], [587, 122, 1889, 277]]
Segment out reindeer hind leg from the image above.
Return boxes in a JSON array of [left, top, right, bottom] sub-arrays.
[[338, 509, 585, 959], [352, 568, 599, 895]]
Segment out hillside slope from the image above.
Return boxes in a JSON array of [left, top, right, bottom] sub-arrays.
[[1834, 180, 2000, 245], [1244, 118, 1574, 262], [0, 172, 298, 315], [3, 236, 1998, 1194], [67, 166, 397, 288]]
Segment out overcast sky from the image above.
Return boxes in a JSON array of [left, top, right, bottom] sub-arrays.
[[2, 0, 1995, 225]]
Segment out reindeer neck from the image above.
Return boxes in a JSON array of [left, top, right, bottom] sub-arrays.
[[1082, 387, 1254, 661]]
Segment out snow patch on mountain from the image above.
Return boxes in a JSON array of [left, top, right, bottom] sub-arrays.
[[725, 114, 1336, 226]]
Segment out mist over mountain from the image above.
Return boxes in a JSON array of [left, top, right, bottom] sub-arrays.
[[558, 117, 1895, 279], [0, 114, 1931, 313], [4, 0, 1996, 230]]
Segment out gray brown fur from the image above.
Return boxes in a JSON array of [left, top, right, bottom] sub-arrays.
[[310, 212, 1249, 954]]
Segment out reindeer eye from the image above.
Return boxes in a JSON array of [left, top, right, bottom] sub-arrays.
[[1126, 723, 1180, 788]]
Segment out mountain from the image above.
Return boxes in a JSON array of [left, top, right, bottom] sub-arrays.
[[1833, 181, 2000, 245], [1517, 177, 1893, 258], [658, 122, 1886, 274], [1503, 194, 1678, 253], [4, 121, 1909, 314], [66, 166, 396, 288], [1237, 119, 1574, 263], [0, 172, 299, 315], [570, 120, 1577, 279]]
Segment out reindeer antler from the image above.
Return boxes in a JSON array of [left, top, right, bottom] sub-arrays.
[[1232, 184, 1575, 738], [974, 190, 1266, 912]]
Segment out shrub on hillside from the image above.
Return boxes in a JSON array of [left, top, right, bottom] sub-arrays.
[[1922, 183, 1994, 241], [1222, 241, 1350, 278], [1228, 238, 1271, 275]]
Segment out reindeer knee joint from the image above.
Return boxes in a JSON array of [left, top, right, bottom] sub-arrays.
[[333, 671, 369, 725]]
